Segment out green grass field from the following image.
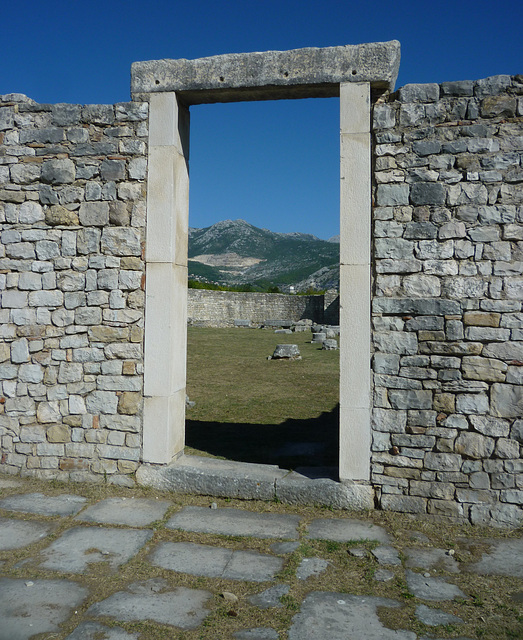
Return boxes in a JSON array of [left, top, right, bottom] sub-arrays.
[[185, 327, 339, 469]]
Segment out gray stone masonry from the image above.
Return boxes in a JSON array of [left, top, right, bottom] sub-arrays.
[[0, 93, 147, 487], [187, 288, 330, 327], [1, 65, 522, 528], [372, 74, 523, 527]]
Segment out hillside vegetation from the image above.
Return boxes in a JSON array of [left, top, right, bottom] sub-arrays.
[[188, 219, 339, 290]]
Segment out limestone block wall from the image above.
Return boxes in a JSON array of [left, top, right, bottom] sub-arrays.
[[0, 93, 148, 486], [187, 288, 328, 327], [371, 75, 523, 526]]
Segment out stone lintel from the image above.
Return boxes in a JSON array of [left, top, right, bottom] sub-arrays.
[[131, 41, 400, 103]]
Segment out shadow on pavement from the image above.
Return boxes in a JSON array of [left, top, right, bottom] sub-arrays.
[[186, 404, 339, 477]]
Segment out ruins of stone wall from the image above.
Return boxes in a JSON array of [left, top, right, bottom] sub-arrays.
[[1, 69, 522, 527], [187, 288, 328, 327], [0, 94, 148, 486], [371, 75, 523, 526]]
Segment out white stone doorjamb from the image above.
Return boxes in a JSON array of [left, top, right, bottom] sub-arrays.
[[142, 85, 372, 480], [143, 92, 190, 463], [339, 82, 371, 481]]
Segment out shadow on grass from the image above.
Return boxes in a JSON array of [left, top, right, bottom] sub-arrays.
[[186, 404, 339, 479]]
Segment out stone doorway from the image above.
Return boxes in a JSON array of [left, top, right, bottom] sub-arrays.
[[135, 42, 400, 481]]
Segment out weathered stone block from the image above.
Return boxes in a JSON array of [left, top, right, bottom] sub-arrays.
[[481, 94, 517, 118], [455, 393, 489, 415], [491, 384, 523, 418], [381, 494, 427, 513], [41, 159, 75, 184], [372, 297, 460, 316], [410, 182, 446, 205], [376, 184, 409, 206], [495, 438, 520, 459], [79, 202, 109, 227], [440, 80, 474, 96], [455, 432, 494, 459], [52, 103, 81, 125], [388, 389, 432, 410], [100, 159, 126, 181], [132, 42, 401, 100], [45, 204, 79, 226], [462, 356, 507, 382], [47, 424, 71, 443], [101, 228, 142, 256], [373, 104, 396, 129], [424, 452, 462, 471]]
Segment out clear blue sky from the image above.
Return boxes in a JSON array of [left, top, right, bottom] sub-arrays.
[[2, 0, 521, 239]]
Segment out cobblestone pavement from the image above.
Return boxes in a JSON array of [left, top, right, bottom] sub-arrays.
[[0, 476, 522, 640]]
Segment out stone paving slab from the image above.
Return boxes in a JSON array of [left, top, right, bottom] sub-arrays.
[[0, 578, 88, 640], [296, 557, 329, 580], [405, 569, 467, 601], [38, 526, 153, 573], [0, 516, 54, 550], [248, 584, 290, 609], [270, 541, 299, 554], [167, 506, 301, 539], [416, 603, 464, 626], [234, 629, 279, 640], [151, 541, 283, 582], [306, 517, 390, 543], [371, 545, 401, 566], [87, 578, 212, 630], [287, 592, 416, 640], [66, 621, 140, 640], [405, 548, 460, 574], [466, 538, 523, 578], [0, 492, 87, 516], [76, 497, 171, 527]]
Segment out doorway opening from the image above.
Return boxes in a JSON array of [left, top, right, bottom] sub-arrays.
[[185, 98, 340, 475], [143, 82, 372, 482]]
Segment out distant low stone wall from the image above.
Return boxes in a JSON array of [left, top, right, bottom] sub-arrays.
[[187, 289, 328, 327]]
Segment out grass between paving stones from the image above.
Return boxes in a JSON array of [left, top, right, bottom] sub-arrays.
[[0, 476, 522, 639], [185, 327, 339, 467]]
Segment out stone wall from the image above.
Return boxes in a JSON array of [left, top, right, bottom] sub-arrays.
[[0, 93, 148, 486], [371, 75, 523, 526], [1, 71, 522, 526], [187, 288, 329, 327]]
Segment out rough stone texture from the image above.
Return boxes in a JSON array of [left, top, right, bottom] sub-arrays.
[[0, 93, 147, 484], [372, 74, 523, 527], [0, 517, 54, 550], [288, 592, 416, 640], [247, 584, 290, 609], [0, 578, 88, 640], [76, 497, 170, 526], [131, 41, 401, 102], [0, 493, 86, 516], [37, 526, 153, 573], [166, 506, 301, 539], [87, 579, 212, 630], [405, 570, 466, 601], [188, 289, 328, 327], [150, 541, 283, 582]]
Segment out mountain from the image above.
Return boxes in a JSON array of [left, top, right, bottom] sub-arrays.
[[188, 219, 339, 290]]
